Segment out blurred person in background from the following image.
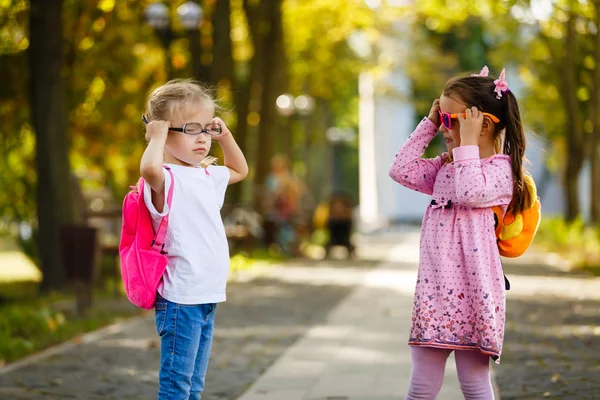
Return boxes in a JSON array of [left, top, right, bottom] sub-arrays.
[[263, 154, 305, 256], [321, 191, 356, 259]]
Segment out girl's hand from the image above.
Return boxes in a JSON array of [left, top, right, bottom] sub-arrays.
[[458, 107, 483, 146], [427, 99, 441, 126], [211, 117, 231, 141], [145, 120, 170, 142]]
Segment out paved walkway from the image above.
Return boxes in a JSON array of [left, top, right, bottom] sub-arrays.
[[3, 228, 598, 399], [0, 248, 373, 399], [237, 229, 488, 400], [495, 255, 600, 399]]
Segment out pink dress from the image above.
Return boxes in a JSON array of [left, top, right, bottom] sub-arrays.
[[389, 117, 513, 363]]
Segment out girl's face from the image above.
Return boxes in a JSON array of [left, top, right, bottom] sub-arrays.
[[439, 94, 465, 153], [164, 103, 214, 167]]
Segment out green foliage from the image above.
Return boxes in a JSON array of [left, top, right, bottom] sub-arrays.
[[536, 215, 587, 251], [0, 0, 35, 224], [0, 242, 285, 363], [0, 296, 140, 364], [4, 0, 600, 262], [402, 5, 598, 223], [282, 1, 403, 202], [62, 0, 167, 197], [15, 227, 38, 264], [230, 246, 287, 271], [535, 215, 600, 268], [285, 0, 381, 108], [0, 0, 394, 237]]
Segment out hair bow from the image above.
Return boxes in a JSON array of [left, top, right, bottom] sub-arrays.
[[472, 65, 489, 77], [493, 68, 509, 99]]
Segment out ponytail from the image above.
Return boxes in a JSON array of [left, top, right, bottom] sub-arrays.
[[443, 71, 530, 213], [503, 91, 528, 214]]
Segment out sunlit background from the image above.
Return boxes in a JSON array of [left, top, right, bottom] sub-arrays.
[[1, 0, 600, 378]]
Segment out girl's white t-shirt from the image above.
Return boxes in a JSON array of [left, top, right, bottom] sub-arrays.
[[143, 163, 231, 304]]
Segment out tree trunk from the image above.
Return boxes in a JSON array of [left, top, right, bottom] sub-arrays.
[[562, 12, 584, 221], [211, 0, 233, 86], [63, 3, 88, 226], [29, 0, 75, 290], [195, 1, 214, 85], [213, 0, 246, 204], [228, 82, 251, 205], [590, 1, 600, 224], [188, 28, 207, 84], [243, 0, 285, 209], [253, 0, 285, 204]]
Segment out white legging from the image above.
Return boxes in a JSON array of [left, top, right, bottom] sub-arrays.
[[405, 347, 494, 400]]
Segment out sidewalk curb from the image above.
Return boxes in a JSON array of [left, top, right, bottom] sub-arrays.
[[0, 312, 149, 376], [0, 261, 287, 378], [0, 264, 277, 378]]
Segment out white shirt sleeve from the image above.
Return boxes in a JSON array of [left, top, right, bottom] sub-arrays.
[[207, 165, 230, 209], [143, 168, 172, 223]]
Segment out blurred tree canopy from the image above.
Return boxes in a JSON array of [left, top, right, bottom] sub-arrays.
[[2, 0, 600, 290], [404, 0, 600, 223], [0, 0, 395, 290]]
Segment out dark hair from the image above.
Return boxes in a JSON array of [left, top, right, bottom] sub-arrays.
[[443, 74, 528, 214]]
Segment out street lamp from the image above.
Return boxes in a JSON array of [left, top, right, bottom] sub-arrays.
[[145, 3, 170, 29], [294, 95, 315, 117], [275, 93, 315, 161], [177, 2, 203, 29], [144, 1, 204, 80], [276, 93, 296, 117]]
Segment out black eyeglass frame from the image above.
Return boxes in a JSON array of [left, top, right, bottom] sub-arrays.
[[142, 115, 222, 136]]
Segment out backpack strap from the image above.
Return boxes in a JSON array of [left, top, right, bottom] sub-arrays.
[[151, 166, 174, 254]]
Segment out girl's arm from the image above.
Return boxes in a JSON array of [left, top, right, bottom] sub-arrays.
[[140, 120, 170, 212], [220, 135, 248, 185], [453, 108, 513, 208], [388, 117, 445, 195], [453, 146, 513, 208], [213, 118, 248, 185]]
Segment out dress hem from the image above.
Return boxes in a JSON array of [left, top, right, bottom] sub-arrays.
[[408, 341, 501, 364]]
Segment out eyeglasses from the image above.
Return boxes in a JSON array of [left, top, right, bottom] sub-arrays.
[[142, 115, 222, 136], [438, 110, 500, 130]]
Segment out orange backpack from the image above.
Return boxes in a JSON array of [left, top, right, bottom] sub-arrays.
[[492, 174, 541, 258]]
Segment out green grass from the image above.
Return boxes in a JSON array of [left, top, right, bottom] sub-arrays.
[[0, 246, 284, 366], [230, 247, 288, 271], [581, 265, 600, 276], [534, 215, 600, 271], [0, 280, 39, 300], [0, 292, 142, 365]]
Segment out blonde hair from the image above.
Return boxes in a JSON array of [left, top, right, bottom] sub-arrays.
[[144, 79, 219, 168]]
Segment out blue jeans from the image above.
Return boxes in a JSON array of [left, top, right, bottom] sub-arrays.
[[154, 295, 217, 400]]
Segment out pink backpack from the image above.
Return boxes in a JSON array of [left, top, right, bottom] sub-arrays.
[[119, 167, 174, 309]]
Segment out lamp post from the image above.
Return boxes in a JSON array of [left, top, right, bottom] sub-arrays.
[[275, 93, 315, 162], [144, 1, 204, 80]]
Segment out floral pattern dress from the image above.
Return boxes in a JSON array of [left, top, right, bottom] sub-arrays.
[[389, 117, 513, 363]]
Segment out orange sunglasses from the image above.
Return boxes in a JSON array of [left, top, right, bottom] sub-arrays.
[[438, 110, 500, 130]]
